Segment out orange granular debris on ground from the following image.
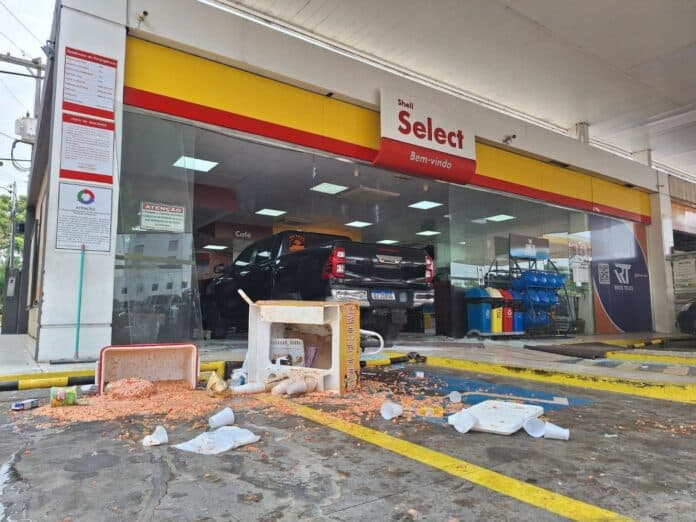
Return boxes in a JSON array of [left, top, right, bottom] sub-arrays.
[[33, 380, 227, 423], [106, 378, 155, 399]]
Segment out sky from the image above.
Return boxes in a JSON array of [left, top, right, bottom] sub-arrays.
[[0, 0, 54, 196]]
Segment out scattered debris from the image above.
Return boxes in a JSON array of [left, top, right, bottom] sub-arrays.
[[106, 378, 155, 400], [34, 380, 224, 423], [448, 410, 477, 433], [142, 425, 168, 446], [231, 382, 266, 394], [414, 371, 425, 380], [80, 384, 98, 395], [174, 426, 260, 455], [523, 417, 570, 440], [50, 386, 77, 407], [604, 434, 618, 438], [206, 372, 229, 397], [380, 401, 403, 420], [11, 399, 39, 411], [463, 400, 543, 436], [448, 391, 462, 403], [208, 407, 235, 429]]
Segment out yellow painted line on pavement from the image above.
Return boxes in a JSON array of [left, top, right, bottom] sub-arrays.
[[383, 353, 696, 404], [0, 369, 95, 383], [259, 396, 630, 521], [606, 351, 696, 366]]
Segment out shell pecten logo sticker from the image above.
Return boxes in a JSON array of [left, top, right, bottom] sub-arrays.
[[77, 189, 96, 205]]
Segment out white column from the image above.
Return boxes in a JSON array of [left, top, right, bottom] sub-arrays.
[[645, 170, 677, 333], [36, 2, 126, 360]]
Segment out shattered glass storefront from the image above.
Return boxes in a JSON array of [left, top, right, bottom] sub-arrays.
[[113, 109, 651, 344]]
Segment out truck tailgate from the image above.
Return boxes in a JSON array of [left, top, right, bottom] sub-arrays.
[[338, 241, 429, 288]]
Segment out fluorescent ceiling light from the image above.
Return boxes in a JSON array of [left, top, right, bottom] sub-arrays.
[[172, 155, 218, 172], [203, 244, 228, 250], [310, 182, 349, 195], [460, 241, 467, 245], [409, 200, 443, 210], [486, 214, 515, 222], [471, 218, 488, 224], [377, 239, 399, 244], [416, 230, 441, 236], [345, 221, 372, 228], [256, 208, 286, 217]]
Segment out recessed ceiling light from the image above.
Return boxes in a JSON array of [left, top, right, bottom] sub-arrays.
[[471, 218, 488, 224], [203, 244, 228, 250], [310, 182, 349, 195], [256, 208, 286, 217], [345, 221, 372, 228], [409, 200, 443, 210], [377, 239, 399, 244], [486, 214, 515, 222], [416, 230, 441, 236], [460, 241, 467, 245], [172, 155, 218, 172]]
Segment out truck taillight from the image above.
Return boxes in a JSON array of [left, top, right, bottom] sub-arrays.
[[323, 247, 346, 279], [425, 254, 434, 284]]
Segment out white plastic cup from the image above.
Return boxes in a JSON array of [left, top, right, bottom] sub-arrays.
[[447, 410, 477, 434], [380, 401, 404, 420], [543, 422, 570, 440], [209, 407, 235, 429], [522, 417, 546, 438], [414, 371, 425, 380], [449, 391, 462, 403], [142, 425, 168, 446], [231, 382, 265, 394]]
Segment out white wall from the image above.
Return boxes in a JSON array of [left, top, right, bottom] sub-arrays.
[[36, 2, 126, 360]]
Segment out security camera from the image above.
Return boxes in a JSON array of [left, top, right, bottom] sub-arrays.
[[502, 134, 517, 145], [137, 10, 149, 22]]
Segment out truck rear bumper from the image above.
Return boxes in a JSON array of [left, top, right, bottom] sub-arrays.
[[328, 287, 434, 308]]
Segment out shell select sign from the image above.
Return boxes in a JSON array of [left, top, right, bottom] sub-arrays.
[[373, 90, 476, 184]]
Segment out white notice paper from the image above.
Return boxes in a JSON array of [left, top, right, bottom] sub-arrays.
[[63, 47, 117, 119], [59, 114, 114, 183], [56, 183, 112, 252]]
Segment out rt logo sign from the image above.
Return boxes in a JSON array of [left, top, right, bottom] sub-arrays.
[[614, 263, 631, 285]]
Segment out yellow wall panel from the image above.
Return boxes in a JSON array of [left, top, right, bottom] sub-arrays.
[[125, 38, 380, 150]]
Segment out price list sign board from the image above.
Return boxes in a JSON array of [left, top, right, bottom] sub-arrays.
[[63, 47, 117, 119]]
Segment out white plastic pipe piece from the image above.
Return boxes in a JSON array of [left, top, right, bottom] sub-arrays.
[[209, 407, 235, 429], [231, 382, 265, 394], [360, 328, 384, 356]]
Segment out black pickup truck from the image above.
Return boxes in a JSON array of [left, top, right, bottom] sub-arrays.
[[204, 231, 435, 339]]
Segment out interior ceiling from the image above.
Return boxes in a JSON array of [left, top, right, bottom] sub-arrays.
[[122, 111, 580, 262], [224, 0, 696, 181]]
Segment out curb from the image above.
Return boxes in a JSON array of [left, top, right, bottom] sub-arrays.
[[0, 360, 242, 392], [605, 350, 696, 366], [383, 352, 696, 404]]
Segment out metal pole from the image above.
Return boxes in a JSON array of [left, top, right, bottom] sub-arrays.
[[32, 57, 41, 118], [8, 181, 16, 271], [74, 244, 86, 359]]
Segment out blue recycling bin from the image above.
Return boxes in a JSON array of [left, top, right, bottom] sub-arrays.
[[465, 287, 491, 333], [511, 291, 525, 332]]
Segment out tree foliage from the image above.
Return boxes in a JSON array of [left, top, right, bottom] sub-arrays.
[[0, 193, 27, 268]]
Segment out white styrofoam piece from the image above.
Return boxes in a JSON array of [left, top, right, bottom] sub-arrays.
[[467, 400, 544, 435]]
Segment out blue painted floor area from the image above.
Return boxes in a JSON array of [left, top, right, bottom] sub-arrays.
[[364, 367, 592, 412]]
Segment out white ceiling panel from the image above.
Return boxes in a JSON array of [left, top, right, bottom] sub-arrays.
[[225, 0, 696, 181]]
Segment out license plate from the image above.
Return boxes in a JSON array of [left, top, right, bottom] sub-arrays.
[[371, 290, 396, 301]]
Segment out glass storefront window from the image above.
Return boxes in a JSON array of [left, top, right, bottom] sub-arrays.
[[116, 110, 656, 342]]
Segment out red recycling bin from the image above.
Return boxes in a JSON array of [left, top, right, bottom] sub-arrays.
[[499, 290, 514, 333]]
